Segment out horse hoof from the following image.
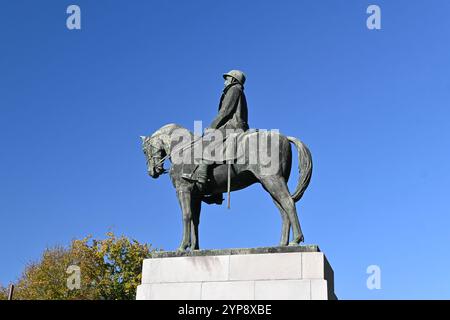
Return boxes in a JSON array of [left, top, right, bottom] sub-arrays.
[[289, 235, 304, 246]]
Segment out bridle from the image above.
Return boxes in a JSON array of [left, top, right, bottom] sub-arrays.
[[145, 133, 205, 174], [145, 142, 168, 175]]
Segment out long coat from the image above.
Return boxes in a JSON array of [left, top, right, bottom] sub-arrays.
[[202, 83, 249, 162], [210, 83, 249, 133]]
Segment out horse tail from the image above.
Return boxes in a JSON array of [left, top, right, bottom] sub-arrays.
[[287, 136, 313, 203]]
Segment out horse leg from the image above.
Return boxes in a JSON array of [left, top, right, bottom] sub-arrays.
[[260, 176, 304, 245], [190, 196, 201, 250], [271, 198, 291, 246], [176, 189, 192, 251]]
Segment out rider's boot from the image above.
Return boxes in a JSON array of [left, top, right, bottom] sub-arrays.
[[196, 163, 208, 192]]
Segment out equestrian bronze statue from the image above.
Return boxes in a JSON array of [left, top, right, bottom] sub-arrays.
[[141, 70, 313, 251]]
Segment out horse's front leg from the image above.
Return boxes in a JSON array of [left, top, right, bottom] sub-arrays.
[[190, 196, 201, 250], [176, 189, 192, 251]]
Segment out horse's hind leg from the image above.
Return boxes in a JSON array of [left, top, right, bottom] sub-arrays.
[[261, 176, 304, 245], [271, 198, 290, 246]]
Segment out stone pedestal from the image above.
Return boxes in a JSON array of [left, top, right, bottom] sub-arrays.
[[136, 246, 337, 300]]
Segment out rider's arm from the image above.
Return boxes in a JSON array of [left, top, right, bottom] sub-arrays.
[[209, 86, 240, 129]]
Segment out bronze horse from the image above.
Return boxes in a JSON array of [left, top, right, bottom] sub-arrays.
[[141, 123, 312, 251]]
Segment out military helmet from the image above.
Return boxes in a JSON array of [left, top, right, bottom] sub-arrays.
[[223, 70, 246, 85]]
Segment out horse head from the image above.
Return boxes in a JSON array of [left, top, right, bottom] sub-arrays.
[[141, 135, 167, 178]]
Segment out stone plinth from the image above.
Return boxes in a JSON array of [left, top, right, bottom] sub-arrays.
[[136, 246, 337, 300]]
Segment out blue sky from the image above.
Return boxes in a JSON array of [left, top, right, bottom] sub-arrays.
[[1, 0, 450, 299]]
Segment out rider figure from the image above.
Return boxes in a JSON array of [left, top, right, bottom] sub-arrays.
[[195, 70, 249, 192]]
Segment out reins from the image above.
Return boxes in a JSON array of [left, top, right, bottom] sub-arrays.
[[151, 135, 204, 168]]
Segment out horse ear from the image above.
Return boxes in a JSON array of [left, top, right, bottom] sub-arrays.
[[140, 136, 146, 143]]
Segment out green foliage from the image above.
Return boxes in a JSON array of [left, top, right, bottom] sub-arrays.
[[6, 232, 153, 300], [0, 286, 8, 300]]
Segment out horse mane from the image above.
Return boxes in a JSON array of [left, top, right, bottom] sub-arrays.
[[150, 123, 193, 152], [150, 123, 183, 137]]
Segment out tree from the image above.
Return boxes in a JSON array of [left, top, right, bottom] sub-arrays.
[[2, 232, 154, 300], [0, 286, 8, 300]]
